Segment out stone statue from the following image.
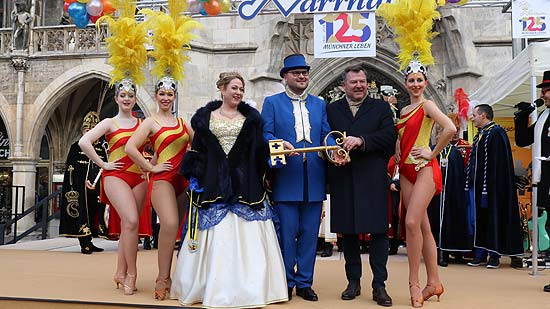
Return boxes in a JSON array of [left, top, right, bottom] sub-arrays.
[[11, 0, 32, 50]]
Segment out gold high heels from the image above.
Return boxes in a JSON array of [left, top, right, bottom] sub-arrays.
[[154, 277, 171, 300], [113, 274, 126, 289], [409, 282, 424, 308], [122, 274, 137, 296], [422, 283, 444, 301]]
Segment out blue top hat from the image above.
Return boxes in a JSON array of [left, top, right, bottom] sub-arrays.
[[280, 54, 310, 78]]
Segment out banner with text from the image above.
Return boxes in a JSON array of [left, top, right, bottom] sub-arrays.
[[314, 12, 376, 59], [512, 0, 549, 38], [238, 0, 393, 20]]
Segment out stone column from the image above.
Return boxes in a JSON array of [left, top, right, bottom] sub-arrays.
[[11, 158, 37, 234], [11, 54, 28, 157], [10, 54, 37, 234]]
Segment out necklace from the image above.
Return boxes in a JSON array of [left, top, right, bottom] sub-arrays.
[[219, 108, 239, 119]]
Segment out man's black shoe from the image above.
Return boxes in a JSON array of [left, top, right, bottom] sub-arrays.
[[388, 244, 398, 255], [287, 287, 293, 300], [341, 282, 361, 300], [143, 237, 152, 250], [544, 284, 550, 292], [321, 245, 333, 257], [296, 287, 318, 301], [91, 244, 104, 252], [81, 245, 93, 255], [372, 287, 393, 307]]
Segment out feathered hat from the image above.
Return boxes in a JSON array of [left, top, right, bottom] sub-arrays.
[[141, 0, 201, 93], [378, 0, 446, 76], [96, 0, 148, 94]]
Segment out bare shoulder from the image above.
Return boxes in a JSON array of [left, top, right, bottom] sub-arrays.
[[423, 100, 442, 116]]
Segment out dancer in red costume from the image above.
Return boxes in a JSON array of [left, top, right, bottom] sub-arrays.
[[380, 1, 456, 307], [125, 81, 192, 300], [102, 121, 152, 242], [79, 0, 149, 295]]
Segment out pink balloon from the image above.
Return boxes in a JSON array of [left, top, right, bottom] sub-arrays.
[[86, 0, 103, 17]]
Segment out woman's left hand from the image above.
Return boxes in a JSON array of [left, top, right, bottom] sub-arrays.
[[410, 146, 433, 160]]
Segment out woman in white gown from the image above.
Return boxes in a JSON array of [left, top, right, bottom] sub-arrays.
[[172, 72, 288, 308]]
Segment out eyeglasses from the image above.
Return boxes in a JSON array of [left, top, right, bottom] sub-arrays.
[[288, 70, 309, 77]]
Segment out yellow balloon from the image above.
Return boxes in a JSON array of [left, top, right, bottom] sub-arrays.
[[77, 0, 89, 3], [220, 0, 231, 13]]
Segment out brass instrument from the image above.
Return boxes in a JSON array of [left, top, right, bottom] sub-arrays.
[[268, 131, 349, 166]]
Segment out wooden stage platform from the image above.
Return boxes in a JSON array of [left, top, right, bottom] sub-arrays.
[[0, 238, 549, 308]]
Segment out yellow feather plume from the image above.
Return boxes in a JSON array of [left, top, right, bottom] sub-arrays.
[[378, 0, 446, 71], [96, 0, 148, 86], [141, 1, 201, 83]]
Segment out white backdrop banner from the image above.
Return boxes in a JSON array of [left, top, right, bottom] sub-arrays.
[[313, 12, 376, 59], [512, 0, 550, 39]]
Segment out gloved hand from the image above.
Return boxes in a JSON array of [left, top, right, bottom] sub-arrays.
[[514, 102, 535, 120]]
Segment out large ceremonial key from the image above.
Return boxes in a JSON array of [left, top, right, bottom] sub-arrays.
[[269, 131, 349, 166]]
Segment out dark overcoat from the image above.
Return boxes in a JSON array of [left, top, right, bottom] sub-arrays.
[[327, 97, 397, 234]]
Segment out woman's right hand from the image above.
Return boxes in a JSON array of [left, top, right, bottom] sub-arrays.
[[394, 141, 401, 164], [150, 161, 173, 174]]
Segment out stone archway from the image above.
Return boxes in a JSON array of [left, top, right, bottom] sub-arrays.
[[27, 62, 154, 161], [307, 48, 448, 112]]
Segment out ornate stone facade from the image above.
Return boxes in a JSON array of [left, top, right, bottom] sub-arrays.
[[0, 4, 526, 231]]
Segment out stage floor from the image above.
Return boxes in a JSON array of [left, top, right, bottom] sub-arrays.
[[1, 238, 549, 308]]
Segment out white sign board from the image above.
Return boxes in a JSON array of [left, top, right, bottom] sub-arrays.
[[512, 0, 550, 39], [314, 12, 376, 59]]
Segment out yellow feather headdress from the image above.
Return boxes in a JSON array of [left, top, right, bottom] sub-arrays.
[[96, 0, 148, 92], [141, 0, 201, 92], [377, 0, 446, 75]]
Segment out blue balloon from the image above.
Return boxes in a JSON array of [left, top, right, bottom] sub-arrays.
[[68, 2, 87, 19], [199, 8, 208, 16], [73, 14, 90, 29]]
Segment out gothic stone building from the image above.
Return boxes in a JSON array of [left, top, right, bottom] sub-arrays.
[[0, 1, 523, 232]]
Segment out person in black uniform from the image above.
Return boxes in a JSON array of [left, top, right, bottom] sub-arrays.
[[515, 71, 550, 291], [59, 111, 108, 254]]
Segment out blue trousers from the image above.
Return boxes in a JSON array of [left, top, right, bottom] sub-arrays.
[[274, 201, 322, 289]]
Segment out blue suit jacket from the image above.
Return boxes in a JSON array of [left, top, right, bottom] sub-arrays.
[[262, 92, 332, 202]]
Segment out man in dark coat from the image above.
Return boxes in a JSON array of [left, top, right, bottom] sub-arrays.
[[326, 65, 396, 307], [427, 124, 474, 267], [59, 111, 108, 254], [466, 104, 523, 268]]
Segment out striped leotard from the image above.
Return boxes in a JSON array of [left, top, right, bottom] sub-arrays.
[[396, 103, 442, 194], [101, 118, 146, 204], [148, 117, 190, 196], [101, 117, 151, 238]]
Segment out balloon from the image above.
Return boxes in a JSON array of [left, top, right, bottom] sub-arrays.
[[219, 0, 231, 13], [73, 14, 90, 28], [64, 2, 70, 13], [199, 7, 208, 16], [204, 0, 221, 16], [199, 0, 209, 2], [102, 0, 116, 15], [86, 0, 103, 17], [89, 12, 103, 23], [188, 0, 202, 14], [68, 2, 87, 19], [64, 0, 78, 4], [77, 0, 89, 3]]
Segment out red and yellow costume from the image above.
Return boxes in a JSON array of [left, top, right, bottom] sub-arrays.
[[148, 117, 190, 196], [101, 118, 151, 238], [396, 103, 442, 194]]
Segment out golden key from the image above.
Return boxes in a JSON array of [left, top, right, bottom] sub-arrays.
[[269, 131, 349, 166]]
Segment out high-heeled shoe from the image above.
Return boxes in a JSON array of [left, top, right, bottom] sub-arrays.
[[409, 282, 424, 308], [122, 274, 137, 296], [422, 283, 444, 301], [154, 277, 171, 300], [113, 274, 126, 289]]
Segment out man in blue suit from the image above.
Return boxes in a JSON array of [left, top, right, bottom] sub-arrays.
[[262, 54, 332, 302]]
